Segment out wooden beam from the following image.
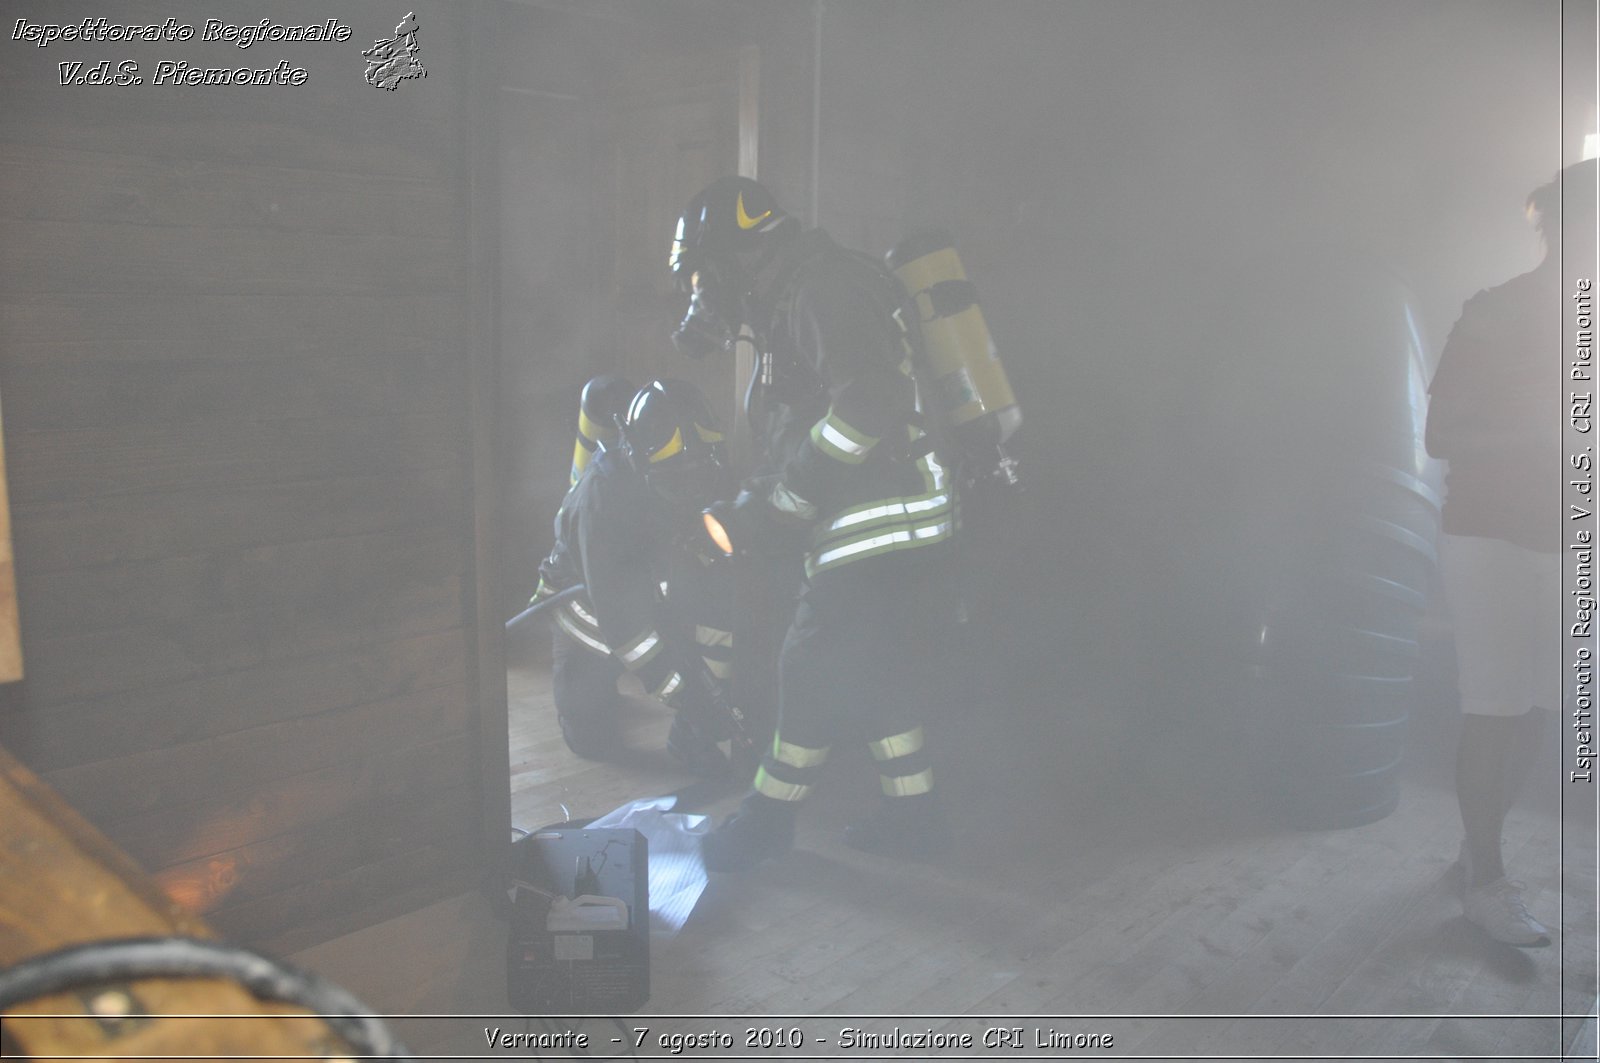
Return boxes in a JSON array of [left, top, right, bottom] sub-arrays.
[[738, 44, 760, 181], [0, 389, 20, 683], [734, 43, 761, 464], [465, 0, 513, 873]]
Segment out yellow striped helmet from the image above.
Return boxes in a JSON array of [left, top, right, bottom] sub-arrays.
[[618, 379, 729, 504]]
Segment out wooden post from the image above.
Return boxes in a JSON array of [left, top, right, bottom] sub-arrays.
[[734, 44, 762, 464], [0, 389, 21, 684]]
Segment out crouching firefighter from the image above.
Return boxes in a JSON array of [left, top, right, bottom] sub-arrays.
[[670, 176, 959, 869], [531, 377, 742, 776]]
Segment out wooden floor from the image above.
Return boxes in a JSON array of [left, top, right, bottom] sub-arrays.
[[504, 647, 1597, 1060]]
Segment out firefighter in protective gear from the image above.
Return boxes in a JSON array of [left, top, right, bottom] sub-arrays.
[[671, 177, 957, 869], [532, 378, 741, 776]]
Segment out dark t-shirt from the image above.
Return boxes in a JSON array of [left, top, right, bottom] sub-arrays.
[[1425, 261, 1562, 553]]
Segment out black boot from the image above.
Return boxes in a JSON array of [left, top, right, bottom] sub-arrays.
[[667, 716, 729, 777], [558, 707, 616, 759], [843, 793, 949, 862], [701, 794, 796, 872]]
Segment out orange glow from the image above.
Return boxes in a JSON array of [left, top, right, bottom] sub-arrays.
[[157, 855, 240, 914], [703, 512, 734, 556]]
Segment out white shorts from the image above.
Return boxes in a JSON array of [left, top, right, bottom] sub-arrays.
[[1437, 532, 1562, 716]]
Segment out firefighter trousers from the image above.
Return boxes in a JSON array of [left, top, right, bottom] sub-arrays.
[[753, 546, 951, 805]]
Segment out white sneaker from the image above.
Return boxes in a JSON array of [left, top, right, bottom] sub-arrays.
[[1463, 877, 1551, 947]]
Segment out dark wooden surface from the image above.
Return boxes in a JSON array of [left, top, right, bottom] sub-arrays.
[[0, 0, 497, 952], [0, 744, 352, 1059]]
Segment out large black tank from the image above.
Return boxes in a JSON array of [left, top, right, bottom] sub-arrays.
[[1192, 246, 1443, 830]]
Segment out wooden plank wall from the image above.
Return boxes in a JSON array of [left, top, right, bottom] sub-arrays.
[[0, 0, 501, 953]]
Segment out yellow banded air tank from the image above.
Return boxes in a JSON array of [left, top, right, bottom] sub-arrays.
[[569, 374, 637, 486], [886, 231, 1021, 463]]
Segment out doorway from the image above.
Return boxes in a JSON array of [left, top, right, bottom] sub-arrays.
[[497, 11, 758, 832]]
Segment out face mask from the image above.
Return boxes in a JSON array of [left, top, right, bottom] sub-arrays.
[[671, 284, 735, 358], [672, 256, 752, 358]]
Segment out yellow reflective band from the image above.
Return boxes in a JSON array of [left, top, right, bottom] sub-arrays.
[[828, 492, 950, 533], [831, 502, 901, 530], [618, 630, 661, 665], [556, 611, 611, 656], [868, 727, 924, 761], [881, 768, 934, 797], [754, 767, 810, 803], [559, 598, 602, 633], [810, 412, 877, 464], [807, 518, 956, 577], [649, 426, 685, 463], [818, 421, 868, 455], [703, 657, 733, 680], [654, 671, 684, 698], [801, 441, 958, 577], [695, 624, 733, 649], [812, 521, 953, 569], [694, 423, 724, 443], [772, 737, 829, 769]]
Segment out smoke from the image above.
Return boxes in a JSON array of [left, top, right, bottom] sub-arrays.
[[813, 0, 1571, 833], [505, 0, 1578, 936]]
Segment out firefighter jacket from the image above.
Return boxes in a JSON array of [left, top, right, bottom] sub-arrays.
[[755, 228, 958, 581], [537, 448, 734, 702]]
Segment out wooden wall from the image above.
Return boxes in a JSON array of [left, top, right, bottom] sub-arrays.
[[0, 0, 503, 953]]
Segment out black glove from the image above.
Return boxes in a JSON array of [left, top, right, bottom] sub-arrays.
[[728, 707, 761, 780], [534, 550, 577, 602], [665, 663, 738, 741], [702, 475, 814, 558]]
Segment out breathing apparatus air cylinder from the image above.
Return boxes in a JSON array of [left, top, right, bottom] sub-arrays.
[[886, 231, 1022, 485], [569, 374, 638, 487]]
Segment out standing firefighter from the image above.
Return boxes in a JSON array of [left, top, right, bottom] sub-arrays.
[[532, 378, 740, 776], [670, 176, 958, 869]]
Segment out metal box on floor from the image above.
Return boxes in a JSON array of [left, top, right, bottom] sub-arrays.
[[505, 827, 649, 1014]]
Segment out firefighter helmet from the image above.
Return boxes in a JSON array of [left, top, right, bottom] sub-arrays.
[[669, 177, 797, 357], [669, 177, 793, 292], [618, 379, 729, 503]]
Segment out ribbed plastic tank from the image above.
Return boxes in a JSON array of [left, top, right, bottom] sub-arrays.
[[1202, 246, 1443, 830]]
